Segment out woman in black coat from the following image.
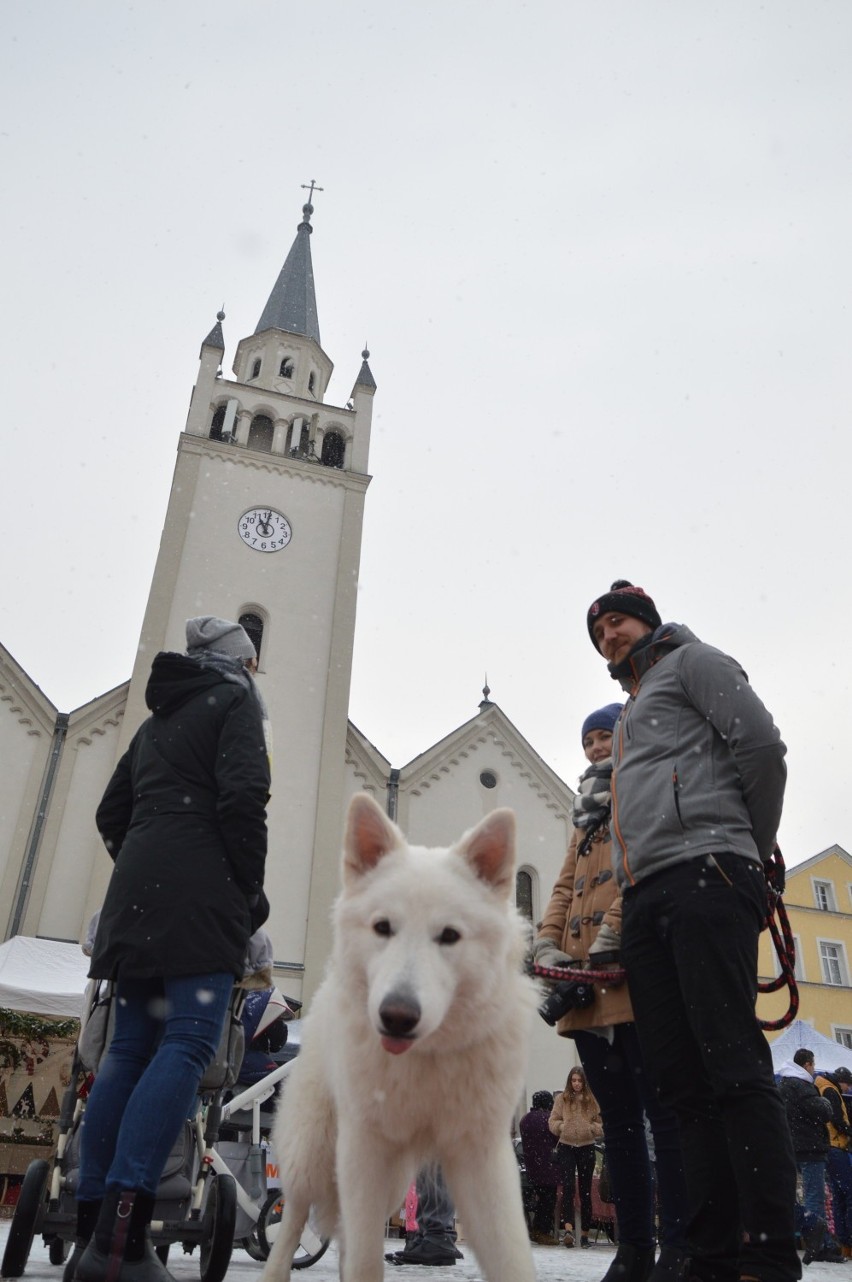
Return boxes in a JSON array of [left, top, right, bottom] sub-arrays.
[[519, 1091, 560, 1243], [72, 617, 271, 1282]]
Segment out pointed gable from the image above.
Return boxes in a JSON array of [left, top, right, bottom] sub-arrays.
[[398, 701, 573, 818]]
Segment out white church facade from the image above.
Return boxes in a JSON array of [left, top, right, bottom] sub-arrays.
[[0, 198, 577, 1096]]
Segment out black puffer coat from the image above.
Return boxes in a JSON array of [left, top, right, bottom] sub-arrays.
[[778, 1069, 832, 1160], [90, 652, 271, 981]]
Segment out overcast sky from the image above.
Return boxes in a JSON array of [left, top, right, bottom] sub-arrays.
[[2, 1, 850, 869]]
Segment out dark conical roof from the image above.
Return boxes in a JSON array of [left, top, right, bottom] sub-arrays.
[[255, 204, 320, 344], [199, 310, 225, 358], [353, 344, 377, 391]]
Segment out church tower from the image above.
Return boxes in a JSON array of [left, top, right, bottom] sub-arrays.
[[93, 195, 376, 999]]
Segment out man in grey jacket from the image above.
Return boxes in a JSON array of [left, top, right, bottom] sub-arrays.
[[587, 581, 799, 1282]]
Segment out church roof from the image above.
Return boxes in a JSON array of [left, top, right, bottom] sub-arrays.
[[201, 311, 226, 353], [255, 203, 321, 344], [353, 348, 377, 391]]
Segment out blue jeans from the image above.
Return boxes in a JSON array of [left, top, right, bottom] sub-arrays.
[[575, 1022, 687, 1249], [798, 1159, 827, 1221], [78, 972, 233, 1198]]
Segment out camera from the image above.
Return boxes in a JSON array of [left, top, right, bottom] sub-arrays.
[[538, 978, 595, 1027]]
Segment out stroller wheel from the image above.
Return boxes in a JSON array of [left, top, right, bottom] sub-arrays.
[[1, 1159, 50, 1278], [199, 1172, 236, 1282], [257, 1190, 331, 1269], [48, 1236, 70, 1265], [242, 1229, 267, 1262]]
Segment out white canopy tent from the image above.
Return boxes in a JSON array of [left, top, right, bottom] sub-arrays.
[[0, 935, 89, 1018], [769, 1019, 852, 1073]]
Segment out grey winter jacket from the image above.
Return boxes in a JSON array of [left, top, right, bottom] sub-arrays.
[[609, 623, 786, 889]]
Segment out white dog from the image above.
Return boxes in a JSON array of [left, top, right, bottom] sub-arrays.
[[261, 792, 539, 1282]]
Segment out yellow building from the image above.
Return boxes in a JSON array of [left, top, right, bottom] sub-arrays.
[[758, 845, 852, 1048]]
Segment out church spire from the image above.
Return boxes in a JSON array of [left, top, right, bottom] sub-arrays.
[[255, 188, 322, 344]]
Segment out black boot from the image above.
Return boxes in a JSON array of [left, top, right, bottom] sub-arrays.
[[802, 1216, 826, 1266], [647, 1246, 690, 1282], [599, 1244, 656, 1282], [63, 1199, 102, 1282], [74, 1190, 173, 1282]]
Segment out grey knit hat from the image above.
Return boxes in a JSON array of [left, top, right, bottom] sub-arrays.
[[185, 616, 256, 661]]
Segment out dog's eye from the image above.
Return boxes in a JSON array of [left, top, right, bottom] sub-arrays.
[[373, 919, 393, 937], [437, 927, 461, 946]]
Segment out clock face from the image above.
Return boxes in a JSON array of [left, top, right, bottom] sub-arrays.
[[238, 507, 293, 553]]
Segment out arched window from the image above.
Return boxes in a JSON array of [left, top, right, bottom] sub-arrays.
[[321, 431, 345, 469], [516, 870, 534, 923], [239, 612, 264, 663], [247, 415, 274, 452], [308, 372, 316, 394], [251, 357, 262, 379], [210, 405, 228, 441], [279, 358, 294, 378], [288, 420, 311, 455]]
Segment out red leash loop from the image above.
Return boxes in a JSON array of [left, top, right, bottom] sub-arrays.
[[757, 847, 799, 1031]]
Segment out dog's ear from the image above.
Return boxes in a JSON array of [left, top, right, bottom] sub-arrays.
[[456, 808, 516, 897], [343, 792, 403, 885]]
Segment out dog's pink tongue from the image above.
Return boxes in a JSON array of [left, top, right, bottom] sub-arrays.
[[381, 1036, 414, 1055]]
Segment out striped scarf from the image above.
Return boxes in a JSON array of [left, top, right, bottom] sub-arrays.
[[572, 758, 612, 832]]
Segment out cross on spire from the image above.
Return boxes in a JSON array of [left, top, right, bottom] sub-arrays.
[[301, 179, 324, 205]]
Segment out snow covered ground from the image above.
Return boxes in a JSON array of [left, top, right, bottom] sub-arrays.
[[0, 1220, 843, 1282]]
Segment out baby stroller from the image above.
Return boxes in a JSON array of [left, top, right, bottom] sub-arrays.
[[215, 991, 328, 1268], [2, 978, 248, 1282]]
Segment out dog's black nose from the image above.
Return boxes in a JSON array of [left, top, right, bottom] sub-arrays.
[[379, 994, 421, 1037]]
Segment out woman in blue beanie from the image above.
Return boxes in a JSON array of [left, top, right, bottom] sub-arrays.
[[533, 704, 687, 1282]]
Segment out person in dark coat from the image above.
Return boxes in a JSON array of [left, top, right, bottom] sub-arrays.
[[519, 1091, 560, 1244], [72, 616, 271, 1282], [778, 1049, 834, 1259]]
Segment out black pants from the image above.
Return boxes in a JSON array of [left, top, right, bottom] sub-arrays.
[[575, 1021, 687, 1249], [622, 853, 800, 1282], [530, 1182, 558, 1235], [556, 1143, 595, 1232]]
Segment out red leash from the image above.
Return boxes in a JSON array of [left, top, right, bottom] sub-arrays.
[[533, 963, 625, 984], [758, 847, 799, 1031]]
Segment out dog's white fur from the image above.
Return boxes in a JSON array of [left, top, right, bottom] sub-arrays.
[[260, 792, 539, 1282]]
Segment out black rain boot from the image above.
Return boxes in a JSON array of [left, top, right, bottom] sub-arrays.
[[599, 1243, 656, 1282], [63, 1199, 102, 1282], [647, 1246, 690, 1282], [74, 1189, 173, 1282]]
